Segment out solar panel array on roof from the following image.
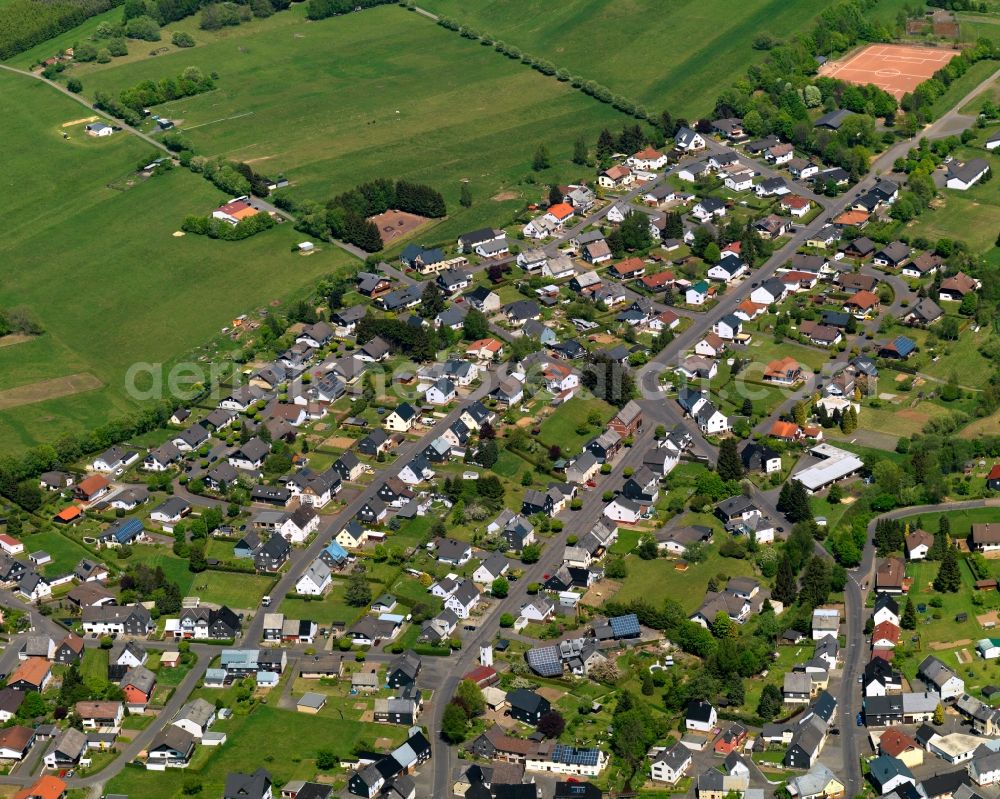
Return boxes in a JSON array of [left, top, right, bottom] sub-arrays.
[[609, 613, 641, 639], [552, 744, 600, 765], [525, 646, 563, 677]]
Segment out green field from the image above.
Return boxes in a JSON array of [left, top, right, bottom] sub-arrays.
[[104, 704, 403, 799], [613, 541, 756, 613], [128, 544, 197, 595], [191, 569, 274, 610], [71, 4, 627, 242], [906, 144, 1000, 254], [537, 397, 615, 453], [20, 530, 93, 575], [0, 69, 355, 452], [415, 0, 853, 118]]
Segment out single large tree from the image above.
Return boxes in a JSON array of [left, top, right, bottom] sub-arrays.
[[441, 701, 469, 743], [345, 572, 372, 606], [901, 597, 917, 629], [454, 679, 485, 717], [772, 554, 797, 605], [797, 555, 830, 609], [933, 545, 961, 593], [716, 438, 744, 482], [420, 281, 446, 319], [757, 683, 783, 720], [537, 709, 566, 738]]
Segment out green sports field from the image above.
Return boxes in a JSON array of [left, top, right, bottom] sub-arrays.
[[70, 4, 628, 244], [0, 70, 353, 451], [415, 0, 850, 118]]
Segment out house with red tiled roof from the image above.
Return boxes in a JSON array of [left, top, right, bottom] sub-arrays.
[[14, 776, 67, 799], [734, 299, 766, 321], [769, 421, 802, 441], [597, 165, 634, 190], [213, 199, 259, 226], [763, 357, 803, 386], [628, 147, 668, 171], [465, 339, 504, 361], [73, 475, 109, 503], [987, 464, 1000, 491], [780, 270, 820, 291], [463, 665, 498, 687], [878, 729, 923, 767], [9, 657, 51, 692], [612, 258, 646, 279], [832, 209, 869, 229], [872, 621, 900, 649], [649, 309, 680, 332], [695, 332, 726, 358], [781, 194, 812, 217], [546, 203, 575, 223], [640, 271, 675, 291], [843, 290, 880, 319]]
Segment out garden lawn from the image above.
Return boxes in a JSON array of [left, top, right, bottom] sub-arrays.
[[854, 399, 954, 438], [72, 4, 628, 244], [614, 544, 758, 614], [537, 397, 615, 453], [0, 69, 354, 453], [20, 530, 93, 577], [279, 579, 367, 628], [415, 0, 845, 118], [104, 704, 401, 799], [128, 544, 196, 595], [906, 157, 1000, 254], [896, 557, 989, 649], [80, 648, 108, 686], [742, 337, 835, 373], [191, 570, 273, 610], [908, 325, 994, 388]]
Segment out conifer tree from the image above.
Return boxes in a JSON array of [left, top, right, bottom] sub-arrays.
[[933, 545, 961, 592], [717, 438, 744, 482]]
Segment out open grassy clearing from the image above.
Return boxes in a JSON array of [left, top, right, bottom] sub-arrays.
[[20, 530, 94, 576], [613, 540, 755, 614], [416, 0, 853, 118], [104, 704, 401, 799], [190, 570, 274, 609], [72, 4, 628, 245], [0, 69, 354, 452], [537, 397, 615, 453], [905, 144, 1000, 254], [855, 400, 954, 437]]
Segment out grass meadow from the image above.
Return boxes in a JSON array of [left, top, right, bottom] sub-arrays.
[[70, 4, 628, 243], [103, 704, 403, 799], [415, 0, 872, 118], [0, 69, 354, 451]]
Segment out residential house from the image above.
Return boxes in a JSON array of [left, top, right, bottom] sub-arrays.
[[918, 656, 965, 700], [946, 159, 990, 190]]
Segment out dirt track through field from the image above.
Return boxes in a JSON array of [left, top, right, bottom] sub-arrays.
[[0, 373, 103, 410], [0, 334, 33, 348]]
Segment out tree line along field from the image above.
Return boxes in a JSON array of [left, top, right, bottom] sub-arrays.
[[415, 0, 889, 119], [69, 3, 629, 243], [0, 70, 353, 452]]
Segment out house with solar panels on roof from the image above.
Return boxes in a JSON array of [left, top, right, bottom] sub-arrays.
[[98, 517, 147, 548], [526, 744, 608, 777], [592, 613, 641, 641], [525, 638, 607, 678]]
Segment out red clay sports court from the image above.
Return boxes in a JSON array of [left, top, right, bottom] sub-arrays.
[[818, 44, 959, 99]]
